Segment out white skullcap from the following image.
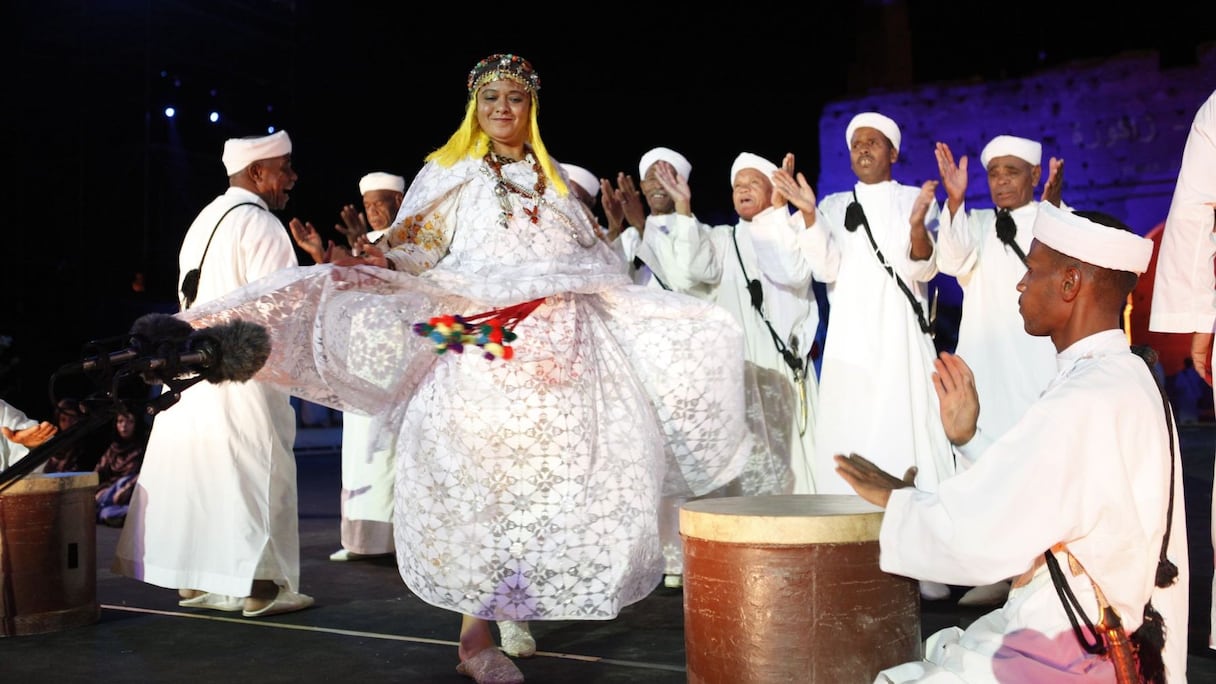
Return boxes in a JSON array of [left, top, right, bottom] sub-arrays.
[[845, 112, 901, 153], [222, 130, 292, 176], [358, 172, 406, 195], [638, 147, 692, 181], [980, 135, 1043, 169], [1032, 202, 1153, 274], [730, 152, 778, 186], [560, 163, 600, 200]]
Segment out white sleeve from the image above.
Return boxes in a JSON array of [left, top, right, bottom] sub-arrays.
[[793, 196, 845, 282], [0, 400, 39, 470], [646, 214, 722, 291], [1150, 91, 1216, 333], [750, 206, 815, 288], [383, 185, 459, 275], [902, 199, 940, 283], [935, 202, 982, 277]]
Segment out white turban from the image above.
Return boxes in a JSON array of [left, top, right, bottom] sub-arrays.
[[638, 147, 692, 181], [730, 152, 778, 186], [222, 130, 292, 176], [358, 172, 405, 195], [845, 112, 901, 153], [980, 135, 1043, 169], [560, 163, 600, 200], [1033, 202, 1153, 274]]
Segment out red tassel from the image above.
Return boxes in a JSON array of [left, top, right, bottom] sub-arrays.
[[462, 297, 546, 330]]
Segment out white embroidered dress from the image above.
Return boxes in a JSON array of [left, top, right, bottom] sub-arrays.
[[181, 152, 751, 621]]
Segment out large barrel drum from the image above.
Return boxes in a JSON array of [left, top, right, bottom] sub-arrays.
[[681, 494, 921, 683], [0, 472, 99, 636]]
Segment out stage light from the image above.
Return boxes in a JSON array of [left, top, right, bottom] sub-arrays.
[[267, 125, 277, 133], [164, 106, 176, 118], [209, 111, 220, 123]]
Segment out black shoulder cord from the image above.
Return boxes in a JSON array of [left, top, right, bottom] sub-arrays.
[[181, 201, 261, 309], [1045, 350, 1179, 674], [844, 191, 933, 337], [730, 225, 805, 379], [1044, 550, 1107, 655], [632, 256, 670, 291]]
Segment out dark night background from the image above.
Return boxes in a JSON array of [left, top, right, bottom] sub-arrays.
[[7, 0, 1215, 418]]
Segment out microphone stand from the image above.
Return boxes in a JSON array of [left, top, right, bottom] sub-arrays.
[[0, 362, 207, 491], [0, 410, 115, 492]]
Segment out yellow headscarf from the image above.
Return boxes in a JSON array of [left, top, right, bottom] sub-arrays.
[[426, 54, 568, 197]]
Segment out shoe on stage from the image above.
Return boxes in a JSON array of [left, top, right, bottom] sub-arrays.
[[456, 647, 525, 684], [918, 580, 951, 601], [329, 548, 392, 562], [178, 592, 243, 612], [498, 620, 536, 658], [242, 588, 315, 618]]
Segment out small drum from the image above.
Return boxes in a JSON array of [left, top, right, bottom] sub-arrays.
[[681, 494, 920, 684], [0, 472, 100, 636]]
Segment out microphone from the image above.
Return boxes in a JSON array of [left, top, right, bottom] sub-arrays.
[[140, 318, 271, 384], [57, 314, 271, 385], [58, 313, 195, 375]]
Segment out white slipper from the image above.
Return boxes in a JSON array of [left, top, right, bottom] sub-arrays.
[[242, 589, 315, 618], [498, 620, 536, 658], [918, 580, 951, 601], [178, 592, 243, 612], [329, 548, 391, 562]]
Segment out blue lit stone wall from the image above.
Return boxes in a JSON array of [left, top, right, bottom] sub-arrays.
[[817, 46, 1216, 326]]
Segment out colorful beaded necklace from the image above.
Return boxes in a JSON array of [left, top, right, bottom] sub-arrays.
[[485, 144, 546, 225], [481, 143, 598, 247]]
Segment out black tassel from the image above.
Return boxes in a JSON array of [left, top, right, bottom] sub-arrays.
[[1131, 602, 1167, 683], [994, 209, 1017, 245], [1155, 558, 1179, 588], [844, 201, 865, 232], [747, 279, 764, 313]]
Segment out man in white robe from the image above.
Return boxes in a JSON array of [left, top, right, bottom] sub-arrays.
[[752, 117, 950, 599], [602, 147, 708, 293], [837, 204, 1190, 683], [755, 113, 949, 494], [328, 171, 405, 563], [645, 151, 819, 497], [113, 130, 313, 617], [932, 134, 1065, 606], [1147, 87, 1216, 651], [597, 148, 715, 589], [935, 135, 1063, 438]]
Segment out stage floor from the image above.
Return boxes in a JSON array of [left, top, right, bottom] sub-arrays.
[[2, 425, 1215, 682]]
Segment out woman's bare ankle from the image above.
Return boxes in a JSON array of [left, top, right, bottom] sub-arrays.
[[457, 619, 495, 662]]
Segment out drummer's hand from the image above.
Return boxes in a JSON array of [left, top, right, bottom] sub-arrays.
[[2, 421, 57, 448], [833, 453, 914, 509]]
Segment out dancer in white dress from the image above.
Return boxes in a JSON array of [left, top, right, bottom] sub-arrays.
[[178, 53, 750, 684]]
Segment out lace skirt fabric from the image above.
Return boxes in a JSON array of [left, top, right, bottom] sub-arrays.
[[184, 263, 751, 619]]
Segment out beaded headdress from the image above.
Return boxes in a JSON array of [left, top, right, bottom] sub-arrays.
[[467, 54, 541, 96]]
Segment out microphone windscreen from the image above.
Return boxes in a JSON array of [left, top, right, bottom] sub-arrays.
[[197, 319, 272, 383], [129, 313, 194, 344]]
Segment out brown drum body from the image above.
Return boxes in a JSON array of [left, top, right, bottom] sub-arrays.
[[681, 494, 920, 684], [0, 472, 100, 636]]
